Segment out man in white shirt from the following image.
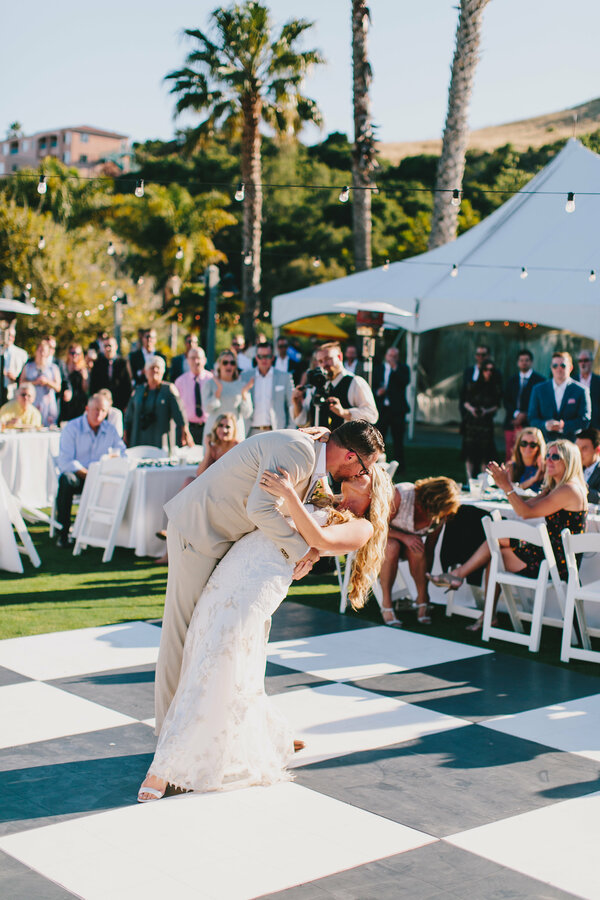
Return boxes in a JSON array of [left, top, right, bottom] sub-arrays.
[[292, 341, 378, 429], [343, 344, 363, 377], [576, 427, 600, 503], [241, 342, 294, 435], [230, 335, 253, 371], [2, 325, 28, 401], [529, 351, 590, 442]]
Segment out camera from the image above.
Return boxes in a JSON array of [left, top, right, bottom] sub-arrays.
[[304, 367, 329, 406]]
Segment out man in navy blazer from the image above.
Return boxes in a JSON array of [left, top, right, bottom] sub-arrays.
[[503, 348, 545, 458], [528, 351, 591, 442], [573, 349, 600, 429]]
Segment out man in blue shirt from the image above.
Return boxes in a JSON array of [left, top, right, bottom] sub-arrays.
[[56, 392, 125, 547]]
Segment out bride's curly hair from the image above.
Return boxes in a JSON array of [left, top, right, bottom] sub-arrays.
[[321, 465, 394, 610]]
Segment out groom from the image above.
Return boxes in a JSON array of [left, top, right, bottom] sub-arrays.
[[155, 420, 385, 731]]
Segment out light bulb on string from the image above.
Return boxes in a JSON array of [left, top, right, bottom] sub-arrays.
[[235, 183, 245, 202], [520, 267, 528, 279], [590, 270, 597, 283], [107, 241, 115, 256], [243, 250, 253, 266], [383, 259, 390, 271], [38, 235, 45, 250], [339, 185, 350, 203], [134, 179, 144, 198], [450, 263, 458, 277], [37, 175, 47, 195], [175, 246, 184, 260], [312, 256, 321, 268], [450, 189, 461, 207], [565, 192, 576, 213]]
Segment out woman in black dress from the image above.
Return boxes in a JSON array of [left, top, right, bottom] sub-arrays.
[[59, 344, 89, 423], [461, 358, 502, 479]]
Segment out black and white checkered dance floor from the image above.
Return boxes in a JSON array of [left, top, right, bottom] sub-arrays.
[[1, 601, 599, 899]]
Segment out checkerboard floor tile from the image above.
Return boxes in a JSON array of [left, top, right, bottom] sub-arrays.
[[0, 600, 599, 900]]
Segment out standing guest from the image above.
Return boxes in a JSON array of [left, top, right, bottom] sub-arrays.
[[274, 337, 302, 384], [503, 349, 545, 459], [460, 344, 502, 423], [292, 342, 378, 429], [575, 427, 600, 504], [461, 358, 502, 478], [59, 344, 90, 423], [129, 328, 164, 387], [528, 351, 590, 442], [170, 333, 199, 382], [89, 336, 133, 412], [2, 325, 27, 401], [174, 346, 213, 445], [241, 342, 294, 435], [375, 346, 410, 471], [574, 349, 600, 428], [20, 339, 62, 426], [0, 382, 42, 428], [96, 388, 124, 437], [230, 335, 253, 371], [55, 393, 126, 547], [124, 356, 192, 452], [506, 428, 546, 492], [344, 344, 364, 377], [84, 347, 98, 374], [202, 350, 253, 442]]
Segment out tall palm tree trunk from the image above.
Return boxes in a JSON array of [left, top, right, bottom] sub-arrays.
[[351, 0, 375, 271], [428, 0, 489, 250], [241, 93, 263, 342]]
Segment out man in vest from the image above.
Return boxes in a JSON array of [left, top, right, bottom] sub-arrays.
[[292, 341, 378, 429]]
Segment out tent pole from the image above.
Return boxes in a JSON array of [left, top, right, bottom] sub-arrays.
[[407, 330, 419, 442]]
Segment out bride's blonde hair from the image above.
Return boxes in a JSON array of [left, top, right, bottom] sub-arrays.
[[323, 465, 394, 610]]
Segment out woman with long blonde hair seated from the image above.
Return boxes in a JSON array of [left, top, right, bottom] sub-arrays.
[[138, 464, 393, 802]]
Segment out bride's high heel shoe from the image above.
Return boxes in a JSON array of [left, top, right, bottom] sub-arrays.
[[137, 775, 167, 803]]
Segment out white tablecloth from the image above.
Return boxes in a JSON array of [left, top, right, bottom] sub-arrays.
[[74, 463, 197, 558], [0, 430, 61, 508]]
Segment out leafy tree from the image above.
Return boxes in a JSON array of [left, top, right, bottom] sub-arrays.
[[164, 0, 324, 341]]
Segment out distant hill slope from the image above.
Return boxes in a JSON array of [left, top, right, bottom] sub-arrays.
[[379, 97, 600, 163]]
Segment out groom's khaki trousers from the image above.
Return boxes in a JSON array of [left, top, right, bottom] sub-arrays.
[[154, 521, 223, 733]]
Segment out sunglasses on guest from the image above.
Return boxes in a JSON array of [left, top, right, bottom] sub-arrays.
[[256, 353, 273, 360], [520, 440, 539, 449], [546, 452, 562, 461], [221, 360, 236, 366], [551, 362, 567, 369]]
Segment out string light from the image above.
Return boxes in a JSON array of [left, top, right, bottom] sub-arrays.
[[590, 270, 597, 282], [38, 235, 45, 250], [134, 179, 144, 198], [450, 264, 458, 277], [235, 183, 245, 202], [312, 256, 321, 268], [107, 241, 115, 256], [175, 246, 184, 259], [383, 259, 390, 271], [451, 189, 461, 207], [339, 185, 350, 203], [243, 250, 253, 266], [520, 266, 528, 279], [565, 192, 576, 213], [37, 175, 47, 195]]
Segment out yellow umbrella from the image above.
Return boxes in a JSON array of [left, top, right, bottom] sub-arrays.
[[283, 315, 349, 339]]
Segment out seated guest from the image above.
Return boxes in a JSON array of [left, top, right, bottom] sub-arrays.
[[174, 345, 213, 445], [0, 382, 42, 428], [429, 441, 587, 630], [59, 344, 89, 423], [379, 477, 461, 627], [55, 393, 126, 547], [89, 336, 133, 412], [575, 427, 600, 504], [124, 356, 192, 452], [96, 388, 124, 437], [528, 351, 590, 442], [20, 338, 62, 426], [506, 428, 546, 493]]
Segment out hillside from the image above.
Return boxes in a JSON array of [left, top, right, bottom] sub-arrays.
[[379, 97, 600, 163]]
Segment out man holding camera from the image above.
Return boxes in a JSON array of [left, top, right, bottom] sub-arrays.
[[292, 341, 378, 429]]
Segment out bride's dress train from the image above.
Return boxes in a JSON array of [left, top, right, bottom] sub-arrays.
[[148, 516, 319, 792]]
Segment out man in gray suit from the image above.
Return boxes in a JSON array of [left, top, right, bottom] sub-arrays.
[[241, 341, 294, 435], [155, 420, 385, 730]]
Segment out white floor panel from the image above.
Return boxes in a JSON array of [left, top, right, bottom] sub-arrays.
[[481, 693, 600, 762], [0, 782, 436, 900], [273, 682, 470, 767], [0, 682, 136, 749], [0, 621, 161, 680], [447, 790, 600, 900], [267, 626, 491, 682]]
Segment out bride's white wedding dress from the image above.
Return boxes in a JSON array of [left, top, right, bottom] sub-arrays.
[[148, 507, 327, 793]]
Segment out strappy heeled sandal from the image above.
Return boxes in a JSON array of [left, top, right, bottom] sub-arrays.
[[381, 607, 403, 628], [416, 603, 432, 625], [426, 572, 464, 593], [137, 777, 167, 803]]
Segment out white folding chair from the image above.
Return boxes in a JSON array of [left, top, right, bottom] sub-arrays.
[[0, 472, 41, 571], [560, 528, 600, 663], [481, 516, 565, 652], [338, 550, 416, 613], [444, 510, 502, 621], [73, 456, 137, 562], [125, 445, 168, 459]]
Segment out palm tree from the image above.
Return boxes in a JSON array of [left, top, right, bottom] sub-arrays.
[[428, 0, 490, 250], [165, 1, 324, 341], [351, 0, 376, 271]]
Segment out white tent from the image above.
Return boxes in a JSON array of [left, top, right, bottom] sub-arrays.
[[272, 138, 600, 340]]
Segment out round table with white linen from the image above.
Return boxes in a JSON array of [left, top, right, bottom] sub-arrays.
[[0, 429, 61, 509]]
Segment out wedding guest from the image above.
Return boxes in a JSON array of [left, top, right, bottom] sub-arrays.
[[124, 356, 192, 452], [230, 335, 252, 371], [274, 337, 302, 384], [84, 347, 98, 374], [574, 349, 600, 428], [59, 344, 90, 423], [2, 325, 27, 401], [89, 336, 133, 412], [575, 427, 600, 504], [506, 428, 546, 493], [0, 382, 42, 428], [20, 338, 62, 426], [55, 393, 125, 547], [129, 328, 165, 387], [96, 388, 124, 437], [461, 358, 502, 478], [503, 349, 544, 459], [170, 333, 199, 382], [174, 346, 213, 445], [241, 342, 294, 435], [202, 350, 253, 443], [293, 342, 378, 429], [528, 351, 590, 442], [374, 346, 410, 471]]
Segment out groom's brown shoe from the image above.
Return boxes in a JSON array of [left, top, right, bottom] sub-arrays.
[[293, 740, 305, 752]]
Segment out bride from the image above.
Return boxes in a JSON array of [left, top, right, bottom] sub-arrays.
[[138, 464, 393, 801]]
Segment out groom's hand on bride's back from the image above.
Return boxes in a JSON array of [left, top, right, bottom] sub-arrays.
[[292, 547, 320, 580], [299, 426, 330, 442]]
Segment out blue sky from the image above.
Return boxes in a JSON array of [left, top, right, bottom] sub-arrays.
[[4, 0, 599, 146]]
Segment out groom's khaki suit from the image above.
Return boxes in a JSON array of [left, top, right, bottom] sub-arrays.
[[155, 429, 317, 731]]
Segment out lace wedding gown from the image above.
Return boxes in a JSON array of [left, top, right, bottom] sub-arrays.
[[148, 507, 327, 793]]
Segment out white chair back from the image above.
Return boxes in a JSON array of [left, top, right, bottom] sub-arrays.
[[560, 527, 600, 663], [0, 471, 41, 572], [125, 445, 168, 459], [73, 456, 137, 562]]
